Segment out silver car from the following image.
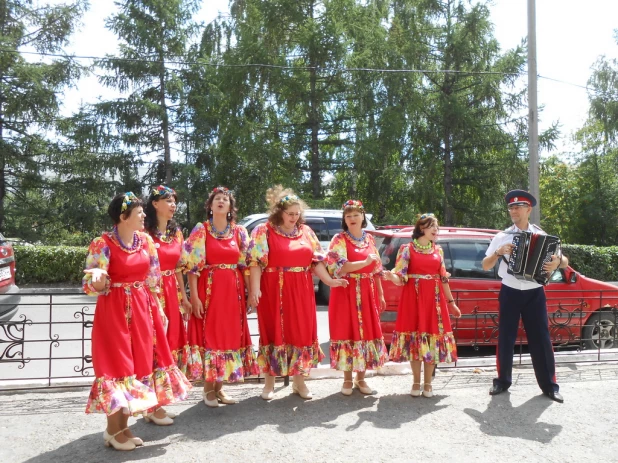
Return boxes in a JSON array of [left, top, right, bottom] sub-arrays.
[[238, 209, 375, 302]]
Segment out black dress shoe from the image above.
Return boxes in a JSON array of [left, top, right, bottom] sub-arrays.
[[545, 391, 564, 403], [489, 384, 507, 396]]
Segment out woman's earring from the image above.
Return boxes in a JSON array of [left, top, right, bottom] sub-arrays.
[[209, 210, 213, 216], [227, 212, 232, 221]]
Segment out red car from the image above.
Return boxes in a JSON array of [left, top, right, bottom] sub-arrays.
[[0, 232, 21, 322], [372, 227, 618, 350]]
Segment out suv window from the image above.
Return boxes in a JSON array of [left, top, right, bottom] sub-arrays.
[[325, 217, 343, 239], [549, 269, 565, 283], [378, 236, 496, 280], [379, 237, 411, 271], [244, 217, 267, 235], [305, 218, 328, 242], [446, 241, 495, 279]]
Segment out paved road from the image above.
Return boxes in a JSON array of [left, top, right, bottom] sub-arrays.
[[1, 363, 617, 463], [3, 292, 618, 389]]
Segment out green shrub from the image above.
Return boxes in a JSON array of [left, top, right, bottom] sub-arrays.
[[11, 243, 618, 285], [13, 245, 88, 285], [562, 245, 618, 281]]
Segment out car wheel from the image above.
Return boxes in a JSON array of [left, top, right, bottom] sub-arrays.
[[317, 282, 330, 304], [583, 311, 618, 350]]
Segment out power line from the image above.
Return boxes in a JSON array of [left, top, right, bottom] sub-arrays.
[[538, 74, 618, 99], [4, 48, 522, 76]]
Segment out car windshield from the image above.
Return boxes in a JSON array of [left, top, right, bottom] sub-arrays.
[[237, 216, 256, 227]]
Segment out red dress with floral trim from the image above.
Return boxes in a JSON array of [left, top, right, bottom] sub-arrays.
[[183, 222, 258, 383], [248, 222, 325, 376], [327, 232, 388, 372], [152, 229, 190, 372], [388, 242, 457, 364], [83, 231, 191, 416]]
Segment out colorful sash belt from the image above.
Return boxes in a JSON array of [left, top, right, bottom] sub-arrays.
[[263, 266, 310, 341], [347, 272, 378, 339]]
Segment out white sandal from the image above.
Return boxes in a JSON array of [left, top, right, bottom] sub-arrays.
[[103, 429, 136, 451]]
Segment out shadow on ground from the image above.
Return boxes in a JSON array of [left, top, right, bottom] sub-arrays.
[[22, 385, 451, 463], [464, 393, 562, 443]]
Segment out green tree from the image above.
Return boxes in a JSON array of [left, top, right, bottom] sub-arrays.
[[89, 0, 200, 186], [0, 0, 87, 233], [566, 31, 618, 245]]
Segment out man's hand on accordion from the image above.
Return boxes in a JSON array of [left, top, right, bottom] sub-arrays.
[[543, 255, 561, 273]]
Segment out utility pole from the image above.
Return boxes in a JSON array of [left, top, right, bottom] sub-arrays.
[[528, 0, 540, 224]]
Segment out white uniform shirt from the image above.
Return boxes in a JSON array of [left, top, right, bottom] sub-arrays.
[[485, 223, 546, 291]]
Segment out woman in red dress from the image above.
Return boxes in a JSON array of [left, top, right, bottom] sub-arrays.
[[327, 200, 388, 396], [144, 185, 192, 418], [384, 214, 461, 398], [184, 187, 259, 407], [248, 186, 348, 401], [83, 193, 191, 451]]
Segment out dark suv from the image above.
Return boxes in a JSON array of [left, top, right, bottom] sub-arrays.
[[0, 232, 21, 321], [373, 227, 618, 350]]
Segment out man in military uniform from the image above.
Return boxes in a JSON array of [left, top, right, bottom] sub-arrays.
[[482, 189, 568, 403]]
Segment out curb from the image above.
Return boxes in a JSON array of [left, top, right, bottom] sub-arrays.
[[4, 350, 617, 392], [18, 287, 82, 295]]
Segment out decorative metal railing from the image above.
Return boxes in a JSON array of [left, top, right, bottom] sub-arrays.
[[1, 289, 617, 391]]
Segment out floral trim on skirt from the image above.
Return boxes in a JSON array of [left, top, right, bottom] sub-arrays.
[[257, 341, 324, 376], [172, 344, 191, 375], [185, 345, 259, 383], [141, 365, 192, 409], [86, 375, 159, 416], [389, 331, 457, 364], [330, 338, 388, 372]]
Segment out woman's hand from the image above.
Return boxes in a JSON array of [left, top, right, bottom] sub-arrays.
[[249, 289, 261, 308], [181, 298, 192, 320], [191, 296, 204, 319], [378, 296, 386, 313], [83, 268, 109, 291], [328, 278, 349, 288], [448, 302, 461, 318], [160, 312, 169, 331], [384, 271, 403, 286], [364, 253, 380, 266]]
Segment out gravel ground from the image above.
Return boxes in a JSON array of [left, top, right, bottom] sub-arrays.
[[1, 363, 617, 463]]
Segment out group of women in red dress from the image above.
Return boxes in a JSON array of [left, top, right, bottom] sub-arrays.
[[83, 185, 461, 451]]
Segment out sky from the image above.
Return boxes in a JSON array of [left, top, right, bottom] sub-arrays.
[[55, 0, 618, 156]]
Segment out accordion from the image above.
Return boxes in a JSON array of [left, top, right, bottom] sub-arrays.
[[506, 231, 560, 285]]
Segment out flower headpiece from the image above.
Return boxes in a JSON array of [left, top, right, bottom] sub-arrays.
[[212, 186, 231, 195], [342, 199, 364, 211], [420, 213, 435, 219], [279, 194, 299, 205], [121, 192, 139, 212], [152, 185, 176, 197]]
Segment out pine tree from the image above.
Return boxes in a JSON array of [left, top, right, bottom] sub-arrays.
[[0, 0, 87, 233], [90, 0, 200, 186]]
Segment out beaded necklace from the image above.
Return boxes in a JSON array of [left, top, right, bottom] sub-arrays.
[[413, 238, 433, 251], [154, 227, 175, 243], [209, 218, 231, 238], [344, 230, 366, 244], [277, 225, 299, 238], [113, 226, 140, 252]]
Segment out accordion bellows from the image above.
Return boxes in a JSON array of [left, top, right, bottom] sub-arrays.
[[507, 232, 560, 286]]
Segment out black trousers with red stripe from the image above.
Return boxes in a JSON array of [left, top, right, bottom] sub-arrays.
[[493, 284, 559, 394]]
